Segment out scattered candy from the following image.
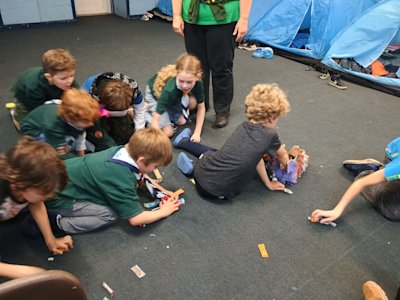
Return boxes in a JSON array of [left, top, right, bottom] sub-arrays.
[[131, 265, 146, 278], [308, 216, 337, 227], [5, 102, 16, 109], [283, 188, 293, 194], [102, 282, 115, 297], [257, 243, 269, 258]]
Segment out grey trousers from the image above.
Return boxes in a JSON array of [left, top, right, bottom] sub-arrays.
[[58, 200, 119, 234]]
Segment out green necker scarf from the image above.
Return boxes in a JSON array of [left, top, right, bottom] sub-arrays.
[[188, 0, 238, 23]]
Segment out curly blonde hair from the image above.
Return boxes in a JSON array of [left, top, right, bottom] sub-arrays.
[[127, 128, 172, 166], [153, 53, 202, 99], [42, 49, 77, 75], [245, 84, 290, 123], [58, 89, 100, 123]]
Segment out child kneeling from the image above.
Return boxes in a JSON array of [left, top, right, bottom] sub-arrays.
[[43, 128, 180, 234], [20, 89, 104, 159], [145, 53, 206, 142]]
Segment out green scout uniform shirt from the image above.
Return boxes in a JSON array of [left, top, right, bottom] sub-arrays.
[[11, 67, 79, 111], [147, 75, 205, 114], [182, 0, 240, 25], [46, 146, 144, 220], [20, 103, 84, 159]]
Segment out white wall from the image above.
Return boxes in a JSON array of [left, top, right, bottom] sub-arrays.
[[74, 0, 111, 16]]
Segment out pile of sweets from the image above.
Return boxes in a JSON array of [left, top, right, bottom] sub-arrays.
[[265, 145, 310, 185]]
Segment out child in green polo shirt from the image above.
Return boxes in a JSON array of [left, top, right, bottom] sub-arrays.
[[43, 127, 180, 234], [145, 53, 206, 143], [20, 89, 105, 160], [0, 136, 73, 255], [10, 48, 79, 130]]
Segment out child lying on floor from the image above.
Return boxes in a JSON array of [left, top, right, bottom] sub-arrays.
[[311, 137, 400, 222]]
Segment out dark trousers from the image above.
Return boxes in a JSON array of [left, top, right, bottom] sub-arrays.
[[177, 137, 215, 158], [184, 22, 236, 117], [177, 138, 225, 200]]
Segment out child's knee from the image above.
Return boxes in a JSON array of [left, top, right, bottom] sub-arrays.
[[188, 97, 197, 110], [175, 116, 187, 126], [98, 207, 118, 222], [162, 125, 175, 137]]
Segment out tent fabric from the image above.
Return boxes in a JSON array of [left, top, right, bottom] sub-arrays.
[[245, 0, 400, 92], [245, 0, 379, 60], [246, 0, 311, 48], [323, 58, 400, 89], [156, 0, 172, 16], [323, 0, 400, 67]]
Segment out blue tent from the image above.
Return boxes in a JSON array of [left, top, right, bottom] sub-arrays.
[[156, 0, 172, 16], [245, 0, 400, 95], [245, 0, 379, 59], [322, 0, 400, 91]]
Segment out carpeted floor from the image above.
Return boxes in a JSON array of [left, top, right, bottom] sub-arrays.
[[0, 14, 399, 299]]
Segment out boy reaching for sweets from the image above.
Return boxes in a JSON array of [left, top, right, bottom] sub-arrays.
[[35, 128, 181, 234], [174, 83, 290, 200], [0, 136, 73, 254], [311, 137, 400, 223], [10, 49, 79, 130]]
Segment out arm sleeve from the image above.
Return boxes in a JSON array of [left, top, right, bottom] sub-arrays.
[[133, 101, 146, 130], [192, 80, 205, 103], [384, 158, 400, 181], [74, 131, 87, 151]]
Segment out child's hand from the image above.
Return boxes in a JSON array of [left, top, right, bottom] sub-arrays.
[[267, 180, 285, 191], [76, 150, 85, 157], [164, 190, 179, 201], [172, 16, 184, 37], [190, 133, 201, 143], [46, 235, 74, 255], [311, 209, 341, 223], [127, 107, 134, 120], [159, 197, 180, 216]]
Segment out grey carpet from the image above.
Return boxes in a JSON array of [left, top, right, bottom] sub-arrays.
[[0, 14, 399, 299]]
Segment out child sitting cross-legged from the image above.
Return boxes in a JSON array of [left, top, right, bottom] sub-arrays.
[[20, 89, 102, 159], [36, 128, 181, 234], [173, 83, 290, 200]]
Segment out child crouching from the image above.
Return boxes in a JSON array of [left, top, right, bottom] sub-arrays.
[[43, 128, 180, 234], [20, 89, 102, 159], [0, 136, 72, 254]]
